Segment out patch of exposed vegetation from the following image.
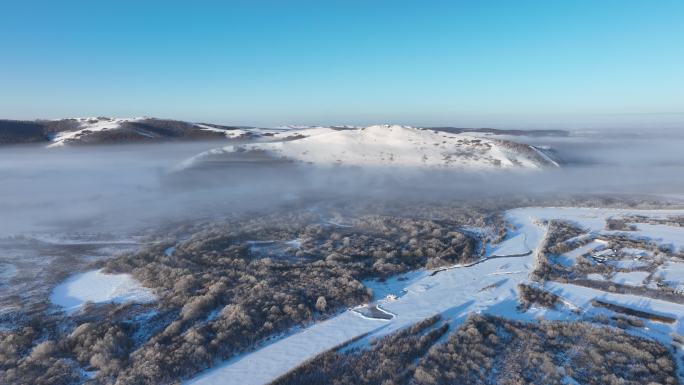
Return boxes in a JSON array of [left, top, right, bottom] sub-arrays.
[[517, 284, 561, 311]]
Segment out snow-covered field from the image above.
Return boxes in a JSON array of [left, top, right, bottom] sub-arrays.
[[185, 206, 684, 385], [50, 269, 156, 314], [610, 271, 650, 286]]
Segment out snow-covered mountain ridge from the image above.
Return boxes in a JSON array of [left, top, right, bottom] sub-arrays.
[[0, 117, 250, 146], [0, 118, 562, 170]]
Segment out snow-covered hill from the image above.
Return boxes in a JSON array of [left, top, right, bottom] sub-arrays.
[[0, 119, 563, 170], [0, 117, 252, 146], [47, 117, 144, 147], [186, 125, 560, 170]]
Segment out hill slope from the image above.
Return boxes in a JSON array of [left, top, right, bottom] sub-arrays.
[[0, 117, 248, 146]]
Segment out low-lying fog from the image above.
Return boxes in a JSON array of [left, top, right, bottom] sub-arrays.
[[1, 128, 684, 316], [1, 129, 684, 240]]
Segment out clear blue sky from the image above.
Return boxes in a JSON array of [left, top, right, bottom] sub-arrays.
[[1, 0, 683, 127]]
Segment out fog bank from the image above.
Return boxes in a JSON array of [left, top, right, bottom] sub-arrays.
[[1, 130, 684, 238]]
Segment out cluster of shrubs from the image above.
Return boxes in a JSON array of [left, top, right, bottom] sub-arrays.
[[0, 320, 134, 385], [543, 220, 586, 255], [530, 220, 587, 283], [412, 314, 678, 385], [517, 284, 561, 311], [606, 218, 638, 231]]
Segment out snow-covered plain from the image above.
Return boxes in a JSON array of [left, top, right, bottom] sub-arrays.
[[185, 207, 684, 385], [50, 269, 156, 314]]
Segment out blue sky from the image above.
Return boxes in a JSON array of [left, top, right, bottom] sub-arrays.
[[1, 0, 683, 127]]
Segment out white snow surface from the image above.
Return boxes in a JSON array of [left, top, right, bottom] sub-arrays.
[[185, 206, 684, 385], [198, 125, 555, 170], [50, 269, 156, 314], [607, 259, 649, 269], [587, 273, 606, 281], [195, 124, 248, 138], [611, 271, 650, 286], [629, 223, 684, 251], [656, 262, 684, 291], [620, 247, 653, 258]]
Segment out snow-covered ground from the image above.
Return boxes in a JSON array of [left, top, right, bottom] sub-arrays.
[[194, 124, 286, 139], [553, 239, 607, 267], [185, 206, 684, 385], [587, 273, 606, 281], [50, 269, 156, 314], [621, 247, 653, 258], [544, 281, 684, 324], [514, 207, 684, 251], [607, 259, 649, 269], [610, 271, 650, 286], [656, 262, 684, 292], [184, 125, 558, 170]]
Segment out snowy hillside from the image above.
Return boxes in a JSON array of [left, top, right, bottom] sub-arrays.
[[47, 117, 144, 147], [186, 125, 559, 170], [45, 117, 248, 146], [0, 117, 251, 146]]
